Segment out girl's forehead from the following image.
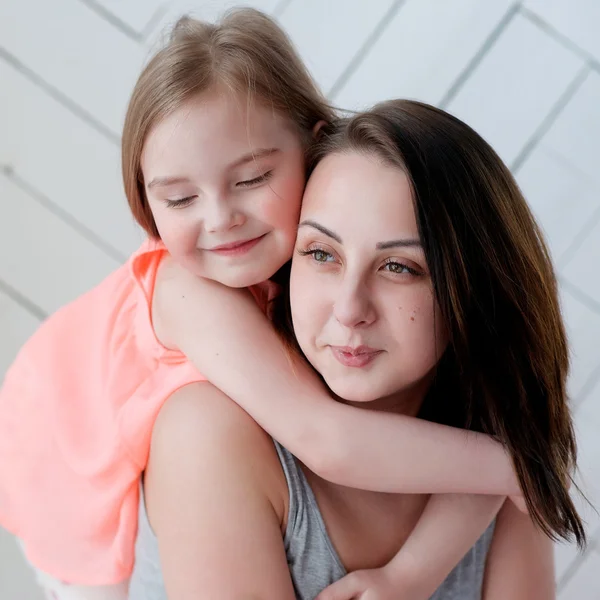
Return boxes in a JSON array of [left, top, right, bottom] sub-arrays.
[[141, 91, 303, 171]]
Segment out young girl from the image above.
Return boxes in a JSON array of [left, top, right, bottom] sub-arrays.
[[0, 8, 583, 599]]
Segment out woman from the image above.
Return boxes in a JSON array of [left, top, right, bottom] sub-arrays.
[[129, 100, 579, 599]]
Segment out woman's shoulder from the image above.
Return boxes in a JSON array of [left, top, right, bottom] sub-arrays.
[[481, 501, 555, 598], [149, 381, 289, 523]]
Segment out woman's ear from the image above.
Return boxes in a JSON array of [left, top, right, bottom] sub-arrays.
[[312, 120, 328, 140]]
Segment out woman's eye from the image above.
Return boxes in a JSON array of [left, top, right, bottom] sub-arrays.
[[382, 261, 419, 275], [165, 196, 195, 209], [237, 170, 273, 188], [297, 247, 336, 264], [312, 249, 334, 263]]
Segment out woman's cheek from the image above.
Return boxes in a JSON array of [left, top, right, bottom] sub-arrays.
[[290, 263, 324, 336], [290, 263, 312, 315], [395, 296, 448, 367]]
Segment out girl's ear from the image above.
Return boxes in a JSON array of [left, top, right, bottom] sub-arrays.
[[312, 120, 327, 140]]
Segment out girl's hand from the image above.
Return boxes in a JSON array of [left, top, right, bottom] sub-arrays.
[[315, 566, 427, 600]]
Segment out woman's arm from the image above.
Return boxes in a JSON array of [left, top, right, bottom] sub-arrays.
[[144, 381, 296, 599], [156, 262, 519, 496], [482, 500, 555, 599]]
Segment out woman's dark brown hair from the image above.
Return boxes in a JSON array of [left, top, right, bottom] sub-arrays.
[[276, 99, 585, 547]]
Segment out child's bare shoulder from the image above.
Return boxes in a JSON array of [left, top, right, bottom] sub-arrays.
[[152, 255, 255, 348]]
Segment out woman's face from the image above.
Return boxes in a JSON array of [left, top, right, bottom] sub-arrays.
[[290, 151, 448, 410]]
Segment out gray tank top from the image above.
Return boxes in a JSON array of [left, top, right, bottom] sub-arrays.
[[129, 441, 495, 600]]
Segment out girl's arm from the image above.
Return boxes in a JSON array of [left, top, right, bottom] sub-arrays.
[[144, 381, 296, 599], [316, 494, 505, 600], [482, 500, 555, 599], [155, 261, 520, 496], [385, 494, 505, 597]]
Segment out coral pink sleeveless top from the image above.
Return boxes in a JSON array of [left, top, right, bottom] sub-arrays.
[[0, 239, 209, 585]]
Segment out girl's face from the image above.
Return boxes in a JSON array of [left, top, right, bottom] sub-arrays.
[[141, 87, 306, 288], [291, 151, 448, 411]]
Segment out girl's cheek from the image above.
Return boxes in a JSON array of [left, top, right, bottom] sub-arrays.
[[262, 187, 303, 229]]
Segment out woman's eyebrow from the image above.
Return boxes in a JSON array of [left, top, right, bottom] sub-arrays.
[[299, 220, 421, 250], [298, 220, 342, 243], [376, 238, 422, 250]]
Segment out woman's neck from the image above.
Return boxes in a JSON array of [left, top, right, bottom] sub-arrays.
[[337, 374, 434, 417], [299, 373, 436, 571]]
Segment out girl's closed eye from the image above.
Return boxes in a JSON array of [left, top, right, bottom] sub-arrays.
[[165, 196, 196, 209], [236, 170, 274, 188], [164, 170, 274, 207]]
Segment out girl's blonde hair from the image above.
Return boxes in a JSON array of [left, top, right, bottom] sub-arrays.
[[122, 8, 334, 237]]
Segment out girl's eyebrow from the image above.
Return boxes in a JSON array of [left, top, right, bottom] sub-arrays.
[[298, 219, 422, 250], [147, 148, 279, 190], [229, 147, 279, 169], [147, 175, 191, 190]]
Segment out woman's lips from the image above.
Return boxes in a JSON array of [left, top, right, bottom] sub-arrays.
[[329, 345, 383, 368]]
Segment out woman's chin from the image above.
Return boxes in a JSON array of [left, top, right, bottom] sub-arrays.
[[323, 379, 379, 406], [323, 374, 424, 415]]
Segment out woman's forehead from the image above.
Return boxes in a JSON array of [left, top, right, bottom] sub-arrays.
[[301, 152, 417, 236]]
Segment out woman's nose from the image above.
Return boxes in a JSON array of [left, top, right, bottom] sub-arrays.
[[333, 280, 376, 328]]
